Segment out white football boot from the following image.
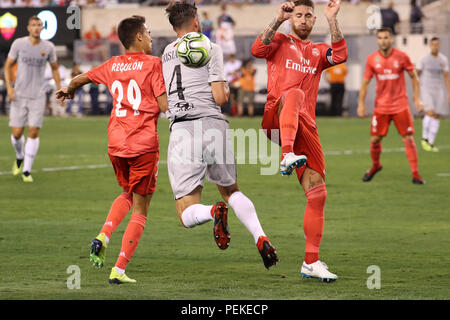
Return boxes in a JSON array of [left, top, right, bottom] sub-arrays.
[[280, 152, 307, 176], [301, 260, 338, 283]]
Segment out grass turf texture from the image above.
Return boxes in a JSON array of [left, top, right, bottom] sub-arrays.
[[0, 115, 449, 300]]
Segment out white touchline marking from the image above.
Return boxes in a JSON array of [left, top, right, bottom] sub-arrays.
[[436, 173, 450, 177]]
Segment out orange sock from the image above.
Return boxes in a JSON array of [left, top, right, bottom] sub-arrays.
[[402, 138, 420, 178], [100, 192, 133, 239], [115, 213, 147, 270], [280, 89, 305, 155], [370, 141, 382, 170], [303, 184, 326, 264]]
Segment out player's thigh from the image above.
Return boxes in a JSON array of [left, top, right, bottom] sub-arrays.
[[168, 121, 207, 200], [393, 108, 415, 136], [8, 97, 28, 129], [370, 112, 391, 137], [27, 95, 46, 129], [128, 152, 159, 196], [108, 154, 131, 192], [203, 119, 237, 187]]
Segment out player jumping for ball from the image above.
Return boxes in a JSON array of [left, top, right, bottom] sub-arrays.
[[251, 0, 347, 282], [57, 16, 168, 284], [162, 2, 279, 270], [358, 27, 425, 184]]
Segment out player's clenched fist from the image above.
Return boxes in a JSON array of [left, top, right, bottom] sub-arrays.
[[325, 0, 342, 20], [276, 1, 295, 23]]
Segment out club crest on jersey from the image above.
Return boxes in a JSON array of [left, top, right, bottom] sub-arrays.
[[41, 51, 46, 57], [393, 60, 399, 68], [312, 48, 320, 57], [375, 63, 382, 69]]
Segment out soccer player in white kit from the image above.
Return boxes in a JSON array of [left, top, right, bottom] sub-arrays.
[[416, 37, 450, 152], [4, 16, 63, 182], [162, 2, 279, 269]]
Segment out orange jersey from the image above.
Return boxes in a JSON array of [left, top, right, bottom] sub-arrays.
[[87, 52, 166, 158], [364, 48, 415, 114], [251, 33, 347, 125]]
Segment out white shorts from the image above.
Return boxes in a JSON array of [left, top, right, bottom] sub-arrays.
[[167, 118, 237, 200], [9, 95, 46, 128], [421, 87, 447, 114]]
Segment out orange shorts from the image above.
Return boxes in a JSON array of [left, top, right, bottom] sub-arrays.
[[109, 152, 159, 196], [262, 101, 326, 181], [370, 108, 415, 137]]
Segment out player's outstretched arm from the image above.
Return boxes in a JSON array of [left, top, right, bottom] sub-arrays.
[[408, 70, 425, 113], [325, 0, 343, 43], [55, 73, 92, 103], [357, 78, 370, 118]]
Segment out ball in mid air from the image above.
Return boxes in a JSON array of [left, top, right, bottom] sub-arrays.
[[176, 32, 213, 68]]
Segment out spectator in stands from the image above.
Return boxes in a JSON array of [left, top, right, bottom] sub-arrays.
[[223, 53, 242, 116], [218, 3, 235, 27], [381, 1, 400, 35], [216, 21, 236, 60], [201, 11, 214, 40], [410, 0, 425, 34], [67, 64, 84, 117], [237, 58, 256, 117], [325, 63, 347, 116], [107, 25, 125, 56], [77, 24, 107, 63]]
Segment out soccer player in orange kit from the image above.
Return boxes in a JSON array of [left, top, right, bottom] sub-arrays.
[[358, 27, 425, 185], [56, 16, 168, 284], [251, 0, 347, 282]]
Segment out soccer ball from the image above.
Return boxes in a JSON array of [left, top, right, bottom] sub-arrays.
[[176, 32, 213, 68]]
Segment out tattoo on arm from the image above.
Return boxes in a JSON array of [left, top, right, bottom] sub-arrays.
[[328, 18, 343, 42], [259, 18, 283, 45]]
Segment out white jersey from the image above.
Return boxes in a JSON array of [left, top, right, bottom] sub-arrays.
[[162, 39, 227, 127], [417, 53, 449, 90]]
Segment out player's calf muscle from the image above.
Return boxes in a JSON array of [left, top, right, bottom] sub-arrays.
[[301, 168, 324, 192]]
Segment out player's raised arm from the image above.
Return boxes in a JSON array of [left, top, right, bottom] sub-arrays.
[[251, 1, 293, 58], [55, 73, 92, 102], [324, 0, 347, 65], [407, 70, 425, 113]]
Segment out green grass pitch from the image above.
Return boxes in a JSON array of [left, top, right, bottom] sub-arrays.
[[0, 115, 449, 299]]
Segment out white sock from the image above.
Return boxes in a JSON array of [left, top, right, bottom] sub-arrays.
[[422, 115, 432, 141], [228, 191, 265, 244], [181, 204, 213, 228], [428, 117, 440, 145], [115, 266, 125, 275], [23, 137, 40, 173], [11, 134, 25, 160]]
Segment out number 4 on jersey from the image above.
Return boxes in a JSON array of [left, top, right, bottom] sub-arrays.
[[111, 79, 142, 117], [169, 65, 185, 100]]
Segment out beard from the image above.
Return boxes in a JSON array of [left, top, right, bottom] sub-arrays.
[[292, 25, 312, 40]]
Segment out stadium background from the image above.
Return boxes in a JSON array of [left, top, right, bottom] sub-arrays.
[[1, 0, 449, 117]]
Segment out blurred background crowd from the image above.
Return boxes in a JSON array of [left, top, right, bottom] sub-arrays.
[[0, 0, 448, 118]]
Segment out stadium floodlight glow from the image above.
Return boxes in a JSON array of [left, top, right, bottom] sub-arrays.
[[37, 10, 57, 40]]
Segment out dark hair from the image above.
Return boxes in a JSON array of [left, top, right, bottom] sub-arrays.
[[118, 15, 146, 49], [430, 37, 440, 42], [165, 2, 198, 30], [376, 27, 393, 35], [293, 0, 315, 10], [28, 15, 42, 24]]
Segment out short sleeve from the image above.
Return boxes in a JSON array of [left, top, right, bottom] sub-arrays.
[[48, 43, 57, 64], [363, 57, 374, 80], [150, 58, 166, 98], [208, 44, 226, 83], [402, 52, 415, 72], [8, 39, 20, 61], [86, 61, 110, 85]]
